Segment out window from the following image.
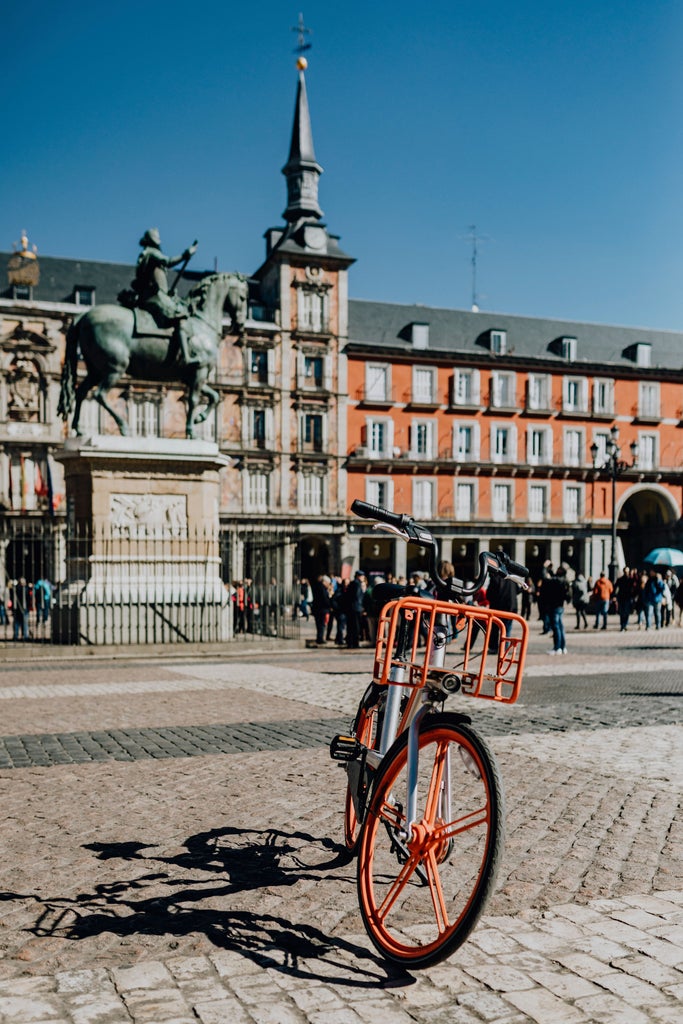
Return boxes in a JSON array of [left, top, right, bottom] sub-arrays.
[[129, 398, 159, 437], [253, 409, 267, 448], [592, 378, 614, 415], [75, 287, 95, 306], [250, 349, 270, 385], [412, 366, 437, 404], [591, 430, 610, 465], [413, 479, 434, 518], [300, 474, 323, 514], [563, 377, 588, 413], [411, 419, 436, 459], [12, 284, 31, 300], [302, 413, 324, 452], [455, 481, 475, 521], [639, 382, 660, 419], [563, 429, 583, 467], [491, 371, 516, 409], [193, 407, 217, 441], [454, 421, 479, 461], [490, 330, 507, 355], [528, 484, 548, 523], [246, 472, 269, 513], [304, 355, 324, 388], [79, 398, 102, 435], [452, 369, 480, 407], [635, 343, 652, 368], [527, 427, 552, 465], [366, 477, 394, 508], [563, 485, 582, 522], [367, 418, 392, 458], [365, 363, 390, 402], [244, 406, 273, 447], [411, 323, 429, 349], [491, 425, 516, 464], [638, 433, 657, 470], [527, 373, 551, 411], [492, 483, 512, 521], [297, 288, 328, 332], [561, 337, 577, 361]]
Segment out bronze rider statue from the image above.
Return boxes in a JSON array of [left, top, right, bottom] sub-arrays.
[[122, 229, 200, 368]]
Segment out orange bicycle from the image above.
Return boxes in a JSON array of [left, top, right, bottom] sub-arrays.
[[331, 500, 530, 968]]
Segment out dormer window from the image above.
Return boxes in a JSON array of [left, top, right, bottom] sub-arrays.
[[561, 336, 577, 361], [75, 286, 95, 306], [12, 284, 31, 300], [411, 323, 429, 349], [490, 330, 507, 355], [635, 342, 652, 368]]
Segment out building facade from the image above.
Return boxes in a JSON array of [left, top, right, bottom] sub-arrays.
[[1, 64, 683, 596]]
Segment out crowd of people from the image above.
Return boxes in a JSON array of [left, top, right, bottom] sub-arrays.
[[295, 560, 683, 655], [533, 562, 683, 655], [0, 577, 53, 640]]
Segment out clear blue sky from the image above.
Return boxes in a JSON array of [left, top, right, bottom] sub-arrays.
[[3, 1, 682, 329]]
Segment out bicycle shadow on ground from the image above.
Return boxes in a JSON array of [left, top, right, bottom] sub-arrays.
[[20, 826, 415, 988]]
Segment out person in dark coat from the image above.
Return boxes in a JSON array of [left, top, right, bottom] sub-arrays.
[[543, 566, 570, 655], [486, 572, 519, 653], [311, 575, 332, 645], [345, 572, 366, 648], [10, 577, 29, 641]]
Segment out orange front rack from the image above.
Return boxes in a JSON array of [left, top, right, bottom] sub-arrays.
[[373, 597, 528, 704]]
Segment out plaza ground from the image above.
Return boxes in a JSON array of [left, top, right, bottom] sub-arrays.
[[0, 620, 681, 1023]]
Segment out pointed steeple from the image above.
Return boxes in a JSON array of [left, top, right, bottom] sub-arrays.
[[282, 64, 323, 222]]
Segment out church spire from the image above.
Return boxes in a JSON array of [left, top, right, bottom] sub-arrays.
[[282, 58, 323, 223]]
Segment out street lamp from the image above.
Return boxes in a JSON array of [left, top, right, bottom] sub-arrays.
[[590, 426, 639, 583]]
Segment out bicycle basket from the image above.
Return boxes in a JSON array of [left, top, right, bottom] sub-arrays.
[[373, 596, 528, 703]]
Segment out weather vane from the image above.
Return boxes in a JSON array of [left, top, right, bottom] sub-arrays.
[[292, 12, 312, 68]]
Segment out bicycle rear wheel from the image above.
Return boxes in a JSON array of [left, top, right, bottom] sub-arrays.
[[357, 713, 504, 969], [344, 702, 379, 852]]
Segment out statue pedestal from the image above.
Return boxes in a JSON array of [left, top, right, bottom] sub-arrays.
[[53, 436, 232, 645]]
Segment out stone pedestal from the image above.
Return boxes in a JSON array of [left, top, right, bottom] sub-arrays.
[[53, 436, 232, 645]]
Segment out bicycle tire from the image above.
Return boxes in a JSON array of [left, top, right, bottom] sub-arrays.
[[356, 713, 504, 969], [344, 702, 379, 852]]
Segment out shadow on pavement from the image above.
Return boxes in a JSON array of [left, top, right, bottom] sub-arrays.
[[20, 826, 414, 988]]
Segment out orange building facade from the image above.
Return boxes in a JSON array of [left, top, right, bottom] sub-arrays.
[[342, 308, 683, 583]]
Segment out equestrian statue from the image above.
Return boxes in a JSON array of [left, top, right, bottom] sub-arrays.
[[58, 229, 249, 439]]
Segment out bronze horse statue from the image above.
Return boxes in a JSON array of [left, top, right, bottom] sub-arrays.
[[58, 271, 248, 439]]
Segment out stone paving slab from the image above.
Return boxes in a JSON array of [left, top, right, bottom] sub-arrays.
[[0, 645, 681, 1022]]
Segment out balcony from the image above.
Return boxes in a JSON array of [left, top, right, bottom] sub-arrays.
[[356, 386, 395, 407]]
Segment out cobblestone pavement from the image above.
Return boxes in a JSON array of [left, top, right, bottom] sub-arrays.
[[0, 625, 681, 1022]]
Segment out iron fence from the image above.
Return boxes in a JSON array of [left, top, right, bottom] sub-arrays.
[[0, 519, 301, 646]]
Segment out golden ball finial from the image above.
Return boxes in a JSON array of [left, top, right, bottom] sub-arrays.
[[296, 56, 308, 70]]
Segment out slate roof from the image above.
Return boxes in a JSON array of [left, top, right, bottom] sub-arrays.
[[347, 298, 683, 372], [0, 253, 208, 305]]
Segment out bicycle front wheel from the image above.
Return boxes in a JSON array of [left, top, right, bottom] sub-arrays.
[[357, 713, 504, 969]]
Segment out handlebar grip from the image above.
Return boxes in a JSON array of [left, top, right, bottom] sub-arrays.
[[500, 553, 531, 579], [350, 500, 409, 530]]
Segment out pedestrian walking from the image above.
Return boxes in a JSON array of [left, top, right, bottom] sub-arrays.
[[544, 566, 570, 654], [571, 573, 589, 629], [9, 578, 29, 641], [643, 570, 665, 630], [592, 572, 613, 630], [614, 567, 633, 632], [311, 574, 333, 645]]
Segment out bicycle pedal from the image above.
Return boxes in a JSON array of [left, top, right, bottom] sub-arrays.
[[330, 734, 362, 761]]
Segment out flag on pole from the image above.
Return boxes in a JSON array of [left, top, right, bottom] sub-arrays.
[[46, 455, 55, 517], [34, 461, 48, 498]]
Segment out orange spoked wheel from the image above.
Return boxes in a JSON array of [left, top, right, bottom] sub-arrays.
[[357, 714, 504, 969], [344, 703, 379, 853]]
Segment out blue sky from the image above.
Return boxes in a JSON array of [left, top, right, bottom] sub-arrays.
[[3, 1, 682, 329]]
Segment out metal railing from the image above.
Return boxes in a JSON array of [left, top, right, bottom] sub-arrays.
[[0, 519, 300, 646]]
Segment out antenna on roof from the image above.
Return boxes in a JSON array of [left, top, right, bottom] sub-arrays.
[[465, 224, 488, 312]]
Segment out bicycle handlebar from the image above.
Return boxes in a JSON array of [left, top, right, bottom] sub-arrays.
[[350, 499, 531, 598]]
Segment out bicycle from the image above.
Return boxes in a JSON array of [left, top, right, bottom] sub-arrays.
[[330, 499, 530, 969]]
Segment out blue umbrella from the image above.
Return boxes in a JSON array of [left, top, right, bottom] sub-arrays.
[[643, 547, 683, 567]]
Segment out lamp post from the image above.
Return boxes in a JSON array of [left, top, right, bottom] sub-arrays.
[[590, 426, 638, 583]]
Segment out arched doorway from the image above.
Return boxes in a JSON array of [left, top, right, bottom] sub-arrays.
[[619, 485, 680, 567]]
